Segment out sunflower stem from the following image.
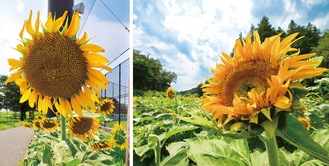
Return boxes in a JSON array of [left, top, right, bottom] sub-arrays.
[[260, 134, 280, 166], [60, 115, 66, 140]]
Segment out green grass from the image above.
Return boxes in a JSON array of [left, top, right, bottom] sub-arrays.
[[0, 111, 33, 130], [106, 120, 127, 129]]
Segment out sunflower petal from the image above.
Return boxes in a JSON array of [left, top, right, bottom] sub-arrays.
[[71, 97, 83, 117], [35, 11, 40, 34], [80, 44, 105, 52], [5, 71, 23, 84], [26, 10, 35, 37], [76, 32, 88, 45], [20, 88, 32, 103], [19, 21, 26, 39], [45, 12, 53, 33], [53, 11, 68, 32]]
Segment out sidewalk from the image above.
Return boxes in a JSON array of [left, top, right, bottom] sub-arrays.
[[0, 126, 34, 166]]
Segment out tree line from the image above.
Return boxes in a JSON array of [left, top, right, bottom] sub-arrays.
[[133, 49, 177, 91]]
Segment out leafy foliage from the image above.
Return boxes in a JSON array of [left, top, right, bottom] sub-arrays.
[[24, 129, 125, 166], [133, 91, 329, 165], [0, 75, 20, 112]]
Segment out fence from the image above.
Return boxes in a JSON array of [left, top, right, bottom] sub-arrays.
[[101, 59, 129, 122]]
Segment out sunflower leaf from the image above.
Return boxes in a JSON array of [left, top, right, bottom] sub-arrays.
[[42, 144, 53, 166], [276, 114, 329, 164]]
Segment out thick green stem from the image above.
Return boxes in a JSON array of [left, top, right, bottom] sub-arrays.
[[154, 138, 160, 166], [60, 115, 66, 140], [262, 135, 280, 166]]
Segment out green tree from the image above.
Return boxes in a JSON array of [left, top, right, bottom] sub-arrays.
[[133, 50, 177, 91], [313, 30, 329, 68], [287, 21, 320, 54], [0, 75, 20, 112], [253, 16, 277, 41]]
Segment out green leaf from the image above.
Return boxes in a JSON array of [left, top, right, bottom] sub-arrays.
[[160, 148, 188, 166], [42, 144, 52, 166], [166, 141, 188, 156], [276, 114, 329, 164], [185, 137, 251, 166], [65, 159, 81, 166], [165, 125, 198, 139], [176, 111, 218, 131]]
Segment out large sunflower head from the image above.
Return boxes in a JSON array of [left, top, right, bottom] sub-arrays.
[[5, 11, 112, 118], [110, 122, 128, 150], [97, 99, 115, 115], [201, 31, 326, 134], [68, 117, 100, 141]]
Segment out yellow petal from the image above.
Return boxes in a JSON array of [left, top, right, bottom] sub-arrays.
[[45, 12, 53, 33], [61, 99, 72, 117], [80, 44, 105, 52], [85, 53, 109, 64], [35, 11, 40, 34], [29, 90, 38, 108], [83, 86, 99, 103], [87, 72, 107, 89], [8, 59, 22, 71], [76, 32, 88, 45], [53, 11, 68, 32], [37, 96, 43, 113], [5, 71, 22, 84], [64, 12, 79, 37], [88, 68, 109, 83], [19, 21, 25, 39], [85, 80, 101, 97], [274, 96, 291, 109], [26, 10, 35, 37], [79, 91, 96, 110], [70, 97, 83, 117], [20, 88, 32, 103]]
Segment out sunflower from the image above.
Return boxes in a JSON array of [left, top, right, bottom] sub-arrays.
[[97, 99, 115, 115], [35, 115, 44, 120], [110, 122, 127, 150], [40, 119, 59, 132], [32, 120, 41, 129], [90, 141, 112, 151], [5, 11, 112, 117], [166, 87, 175, 99], [164, 108, 169, 113], [68, 117, 100, 141], [298, 117, 311, 131], [201, 31, 327, 127], [23, 123, 33, 128]]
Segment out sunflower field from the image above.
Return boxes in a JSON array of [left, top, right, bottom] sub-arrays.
[[133, 89, 329, 166], [23, 114, 127, 166]]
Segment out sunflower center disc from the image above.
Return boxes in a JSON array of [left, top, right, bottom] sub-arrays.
[[23, 33, 87, 98], [101, 101, 112, 112], [219, 60, 278, 106], [72, 118, 93, 135]]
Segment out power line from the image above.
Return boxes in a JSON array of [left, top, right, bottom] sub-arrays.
[[102, 47, 130, 73], [99, 0, 130, 33]]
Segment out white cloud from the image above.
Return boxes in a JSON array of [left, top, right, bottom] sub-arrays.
[[134, 0, 255, 90]]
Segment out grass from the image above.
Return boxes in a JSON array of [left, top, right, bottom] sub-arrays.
[[106, 120, 127, 129], [0, 111, 33, 130]]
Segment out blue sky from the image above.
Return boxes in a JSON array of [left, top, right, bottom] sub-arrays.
[[0, 0, 130, 77], [133, 0, 329, 91]]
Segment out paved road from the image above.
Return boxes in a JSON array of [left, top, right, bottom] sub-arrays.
[[0, 126, 34, 166]]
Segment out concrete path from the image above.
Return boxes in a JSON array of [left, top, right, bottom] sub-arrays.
[[0, 126, 34, 166]]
